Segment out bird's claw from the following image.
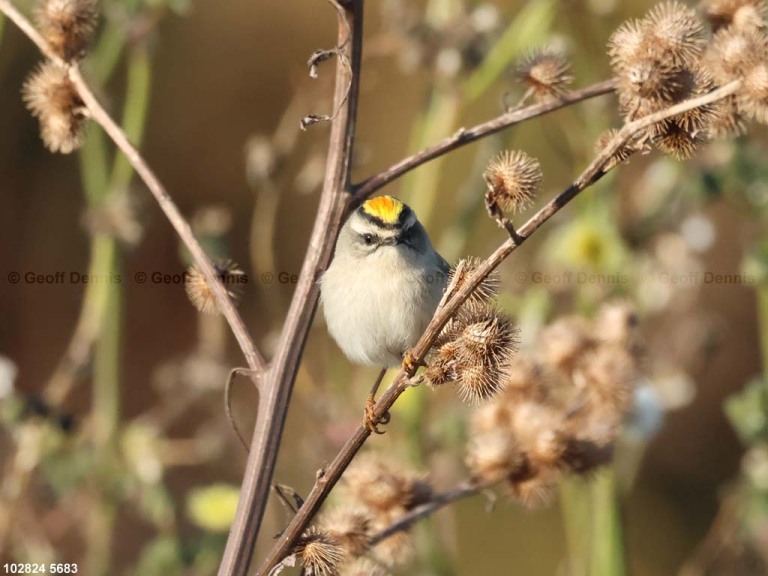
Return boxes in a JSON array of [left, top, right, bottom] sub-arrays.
[[402, 350, 418, 374], [364, 396, 388, 435]]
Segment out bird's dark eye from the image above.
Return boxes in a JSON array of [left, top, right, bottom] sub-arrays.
[[363, 233, 375, 246]]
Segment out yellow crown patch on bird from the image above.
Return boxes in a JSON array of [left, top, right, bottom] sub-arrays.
[[362, 196, 404, 225]]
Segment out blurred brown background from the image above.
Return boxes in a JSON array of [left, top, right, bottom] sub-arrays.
[[1, 0, 766, 574]]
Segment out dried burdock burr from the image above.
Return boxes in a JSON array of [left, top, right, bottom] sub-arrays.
[[35, 0, 99, 61], [450, 303, 520, 404], [483, 150, 542, 216], [23, 62, 86, 154], [575, 344, 637, 418], [654, 120, 705, 159], [428, 302, 519, 404], [700, 0, 768, 32], [594, 128, 636, 171], [515, 47, 574, 100], [341, 454, 431, 515], [702, 26, 768, 124], [320, 507, 372, 558], [510, 401, 568, 469], [506, 462, 557, 508], [501, 355, 545, 401], [609, 1, 709, 141], [448, 256, 500, 307], [465, 429, 520, 483], [645, 1, 706, 68], [594, 300, 642, 351], [540, 316, 593, 374], [185, 260, 246, 314], [294, 528, 345, 576]]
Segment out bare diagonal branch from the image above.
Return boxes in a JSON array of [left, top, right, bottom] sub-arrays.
[[353, 79, 617, 200]]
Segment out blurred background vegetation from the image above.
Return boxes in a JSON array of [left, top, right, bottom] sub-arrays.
[[1, 0, 767, 574]]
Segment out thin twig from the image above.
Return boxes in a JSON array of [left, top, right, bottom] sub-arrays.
[[256, 78, 743, 576], [370, 480, 493, 545], [352, 79, 617, 201], [225, 368, 256, 453]]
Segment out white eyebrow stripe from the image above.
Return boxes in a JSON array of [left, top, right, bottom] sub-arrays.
[[349, 218, 377, 236]]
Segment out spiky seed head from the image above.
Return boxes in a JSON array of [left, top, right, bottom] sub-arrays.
[[456, 360, 506, 405], [594, 129, 634, 170], [703, 27, 768, 124], [469, 400, 512, 436], [608, 19, 646, 73], [506, 464, 556, 508], [448, 256, 500, 308], [185, 260, 246, 314], [516, 47, 574, 98], [457, 311, 520, 367], [501, 356, 544, 400], [424, 345, 458, 388], [35, 0, 99, 61], [370, 529, 415, 569], [705, 95, 748, 136], [451, 305, 519, 404], [510, 402, 567, 468], [731, 2, 768, 29], [741, 61, 768, 122], [673, 82, 725, 134], [575, 345, 637, 417], [320, 508, 372, 557], [465, 429, 520, 483], [654, 119, 704, 159], [83, 188, 143, 246], [342, 454, 430, 514], [594, 301, 641, 350], [483, 150, 542, 214], [701, 0, 768, 32], [702, 27, 767, 83], [23, 62, 86, 154], [295, 528, 344, 576], [540, 316, 593, 374], [644, 1, 706, 67]]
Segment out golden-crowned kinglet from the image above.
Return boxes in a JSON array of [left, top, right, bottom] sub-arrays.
[[321, 195, 449, 368]]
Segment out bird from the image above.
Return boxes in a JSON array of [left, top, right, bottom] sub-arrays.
[[320, 195, 449, 432]]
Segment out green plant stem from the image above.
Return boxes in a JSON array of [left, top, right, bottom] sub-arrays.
[[404, 89, 460, 231], [462, 0, 557, 103], [560, 478, 590, 576], [590, 468, 625, 576], [82, 43, 152, 576], [758, 285, 768, 415], [112, 45, 152, 186], [90, 22, 128, 85]]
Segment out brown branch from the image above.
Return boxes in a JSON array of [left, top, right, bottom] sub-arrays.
[[256, 78, 743, 575], [352, 79, 617, 200], [370, 480, 493, 545], [218, 1, 364, 575]]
